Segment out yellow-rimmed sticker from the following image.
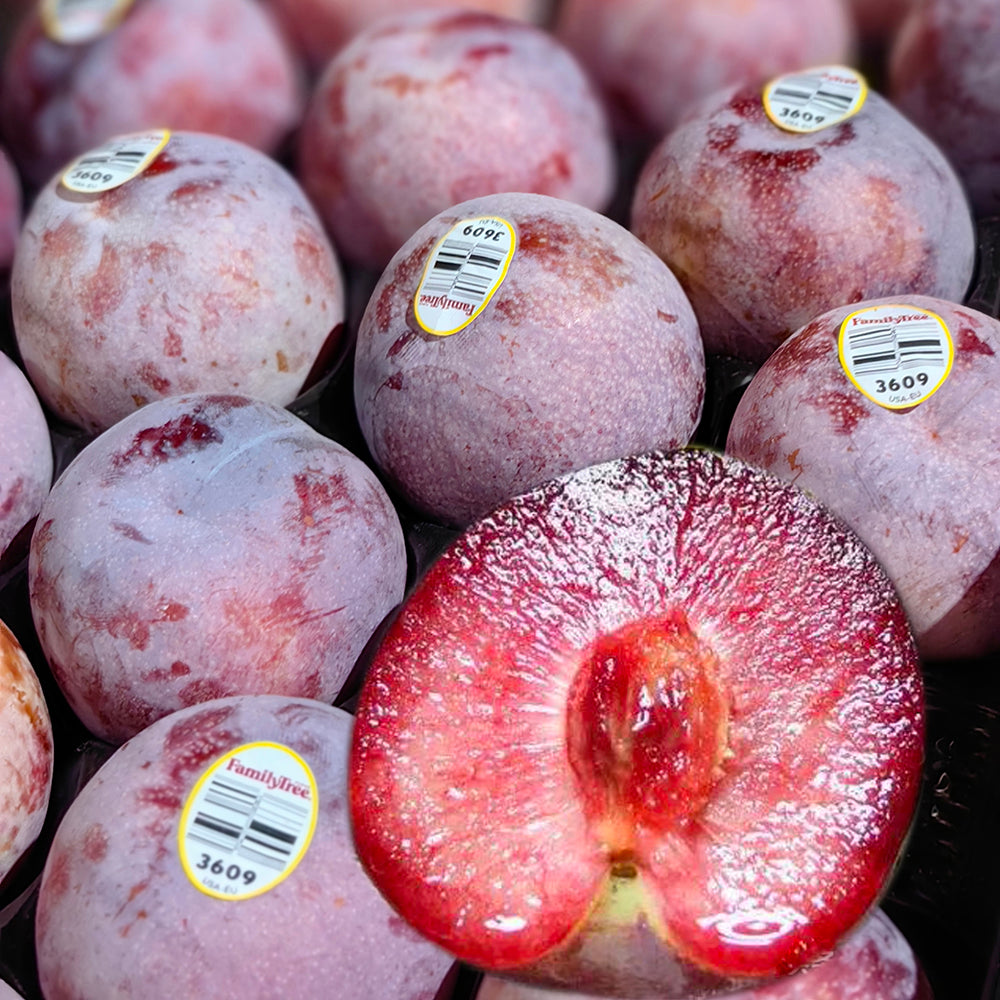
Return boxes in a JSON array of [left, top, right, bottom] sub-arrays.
[[61, 128, 170, 194], [178, 742, 319, 901], [763, 65, 868, 134], [414, 216, 516, 337], [40, 0, 135, 45], [838, 304, 954, 410]]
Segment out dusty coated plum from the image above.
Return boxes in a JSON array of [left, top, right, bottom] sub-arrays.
[[34, 695, 454, 1000], [631, 77, 975, 364], [0, 144, 19, 276], [12, 129, 345, 434], [726, 294, 1000, 662], [555, 0, 855, 142], [28, 393, 407, 744], [889, 0, 1000, 217], [0, 351, 52, 564], [0, 617, 53, 887], [354, 191, 705, 528], [297, 9, 615, 270], [0, 0, 305, 189], [265, 0, 549, 70]]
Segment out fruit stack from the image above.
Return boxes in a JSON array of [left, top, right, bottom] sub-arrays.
[[0, 1, 998, 999]]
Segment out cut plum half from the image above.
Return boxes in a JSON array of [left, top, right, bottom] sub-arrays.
[[348, 448, 925, 997]]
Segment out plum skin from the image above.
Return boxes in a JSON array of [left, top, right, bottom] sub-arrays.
[[28, 393, 407, 744]]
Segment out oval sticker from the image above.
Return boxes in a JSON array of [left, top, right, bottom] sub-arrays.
[[413, 216, 516, 337], [763, 65, 868, 134], [41, 0, 135, 45], [178, 742, 319, 901], [61, 129, 171, 194], [838, 304, 954, 410]]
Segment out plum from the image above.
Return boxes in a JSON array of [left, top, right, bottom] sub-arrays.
[[0, 351, 52, 566], [296, 9, 615, 270], [0, 0, 305, 190], [554, 0, 855, 142], [0, 144, 20, 277], [0, 617, 53, 888], [34, 694, 455, 999], [28, 393, 407, 744], [631, 74, 976, 364], [726, 294, 1000, 662], [353, 190, 705, 528], [265, 0, 549, 71], [349, 448, 925, 996], [474, 907, 932, 999], [889, 0, 1000, 218], [11, 129, 346, 434]]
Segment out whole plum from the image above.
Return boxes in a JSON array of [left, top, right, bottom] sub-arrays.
[[353, 191, 705, 527], [12, 129, 345, 434], [631, 77, 975, 364], [1, 0, 305, 190], [0, 351, 52, 565], [28, 393, 407, 744], [555, 0, 855, 142], [34, 695, 454, 1000], [297, 9, 615, 270]]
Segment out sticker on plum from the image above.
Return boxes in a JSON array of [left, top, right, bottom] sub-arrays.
[[60, 129, 171, 194], [40, 0, 135, 45], [762, 66, 868, 134], [178, 742, 318, 901], [414, 216, 516, 336], [838, 304, 954, 410]]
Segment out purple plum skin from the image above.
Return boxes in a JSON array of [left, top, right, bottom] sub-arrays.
[[0, 145, 20, 275], [34, 695, 454, 1000], [354, 191, 706, 528], [28, 393, 407, 744]]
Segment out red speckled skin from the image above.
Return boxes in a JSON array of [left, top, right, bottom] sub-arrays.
[[35, 695, 454, 1000], [296, 9, 615, 270], [726, 294, 1000, 662], [28, 393, 407, 745], [11, 130, 345, 434], [264, 0, 548, 70], [0, 618, 53, 886], [889, 0, 1000, 217], [349, 449, 924, 995], [555, 0, 855, 141], [630, 83, 975, 364], [0, 0, 305, 189], [354, 191, 705, 528], [0, 350, 52, 561], [475, 907, 932, 1000]]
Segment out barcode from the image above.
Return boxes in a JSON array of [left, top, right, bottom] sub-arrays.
[[420, 236, 506, 304], [76, 147, 146, 169], [185, 774, 311, 872], [846, 321, 947, 374], [770, 78, 855, 114]]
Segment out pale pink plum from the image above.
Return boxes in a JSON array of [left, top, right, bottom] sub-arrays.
[[0, 617, 53, 887], [631, 82, 975, 364], [34, 695, 455, 1000], [349, 448, 925, 995], [265, 0, 550, 70], [0, 0, 305, 189], [555, 0, 855, 141], [297, 9, 615, 270], [12, 130, 345, 434], [889, 0, 1000, 217], [726, 294, 1000, 662], [0, 981, 23, 1000], [28, 393, 407, 744], [0, 144, 20, 275], [474, 908, 932, 999], [0, 351, 52, 564], [354, 191, 705, 528]]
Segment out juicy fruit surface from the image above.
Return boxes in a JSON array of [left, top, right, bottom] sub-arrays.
[[28, 394, 407, 744], [34, 696, 453, 1000], [354, 191, 705, 528], [726, 294, 1000, 661], [350, 449, 924, 987], [630, 83, 975, 363]]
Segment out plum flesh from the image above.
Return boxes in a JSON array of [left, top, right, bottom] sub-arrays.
[[349, 448, 925, 996]]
